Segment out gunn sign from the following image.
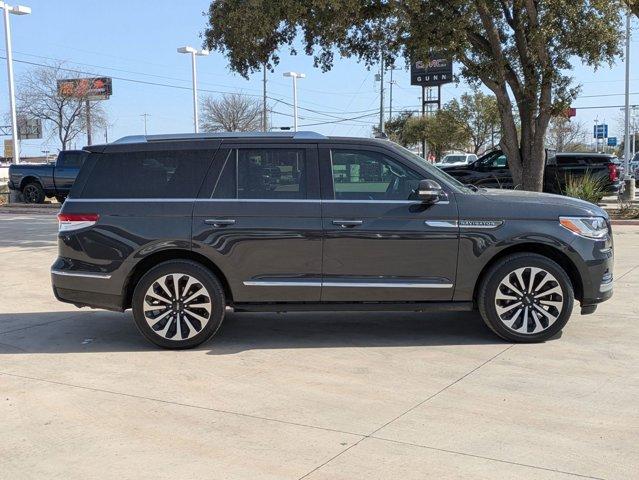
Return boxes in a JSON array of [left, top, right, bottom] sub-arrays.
[[410, 57, 453, 87]]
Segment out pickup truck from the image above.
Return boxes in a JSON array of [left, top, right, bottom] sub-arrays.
[[438, 150, 621, 195], [7, 150, 88, 203]]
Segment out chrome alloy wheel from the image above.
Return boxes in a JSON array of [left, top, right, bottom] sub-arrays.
[[143, 273, 212, 341], [494, 267, 564, 335]]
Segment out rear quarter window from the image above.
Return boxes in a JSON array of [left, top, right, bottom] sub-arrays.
[[79, 150, 214, 199]]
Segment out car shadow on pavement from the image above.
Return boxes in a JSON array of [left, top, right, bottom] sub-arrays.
[[0, 309, 505, 355]]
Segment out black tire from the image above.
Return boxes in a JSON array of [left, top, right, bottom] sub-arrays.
[[477, 253, 574, 343], [132, 260, 225, 349], [22, 182, 45, 204]]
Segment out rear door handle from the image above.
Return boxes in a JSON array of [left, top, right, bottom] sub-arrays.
[[205, 218, 236, 227], [332, 219, 363, 227]]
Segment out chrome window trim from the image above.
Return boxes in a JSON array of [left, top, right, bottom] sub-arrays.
[[244, 280, 453, 289], [66, 198, 448, 205], [51, 269, 112, 280]]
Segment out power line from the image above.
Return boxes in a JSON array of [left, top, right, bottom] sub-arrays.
[[1, 53, 380, 123], [0, 48, 385, 116]]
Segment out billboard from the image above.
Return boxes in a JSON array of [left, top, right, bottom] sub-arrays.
[[57, 77, 112, 100], [410, 56, 453, 87], [17, 116, 42, 140]]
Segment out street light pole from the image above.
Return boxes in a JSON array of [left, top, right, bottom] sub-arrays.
[[283, 71, 305, 131], [1, 2, 31, 165], [178, 46, 209, 133]]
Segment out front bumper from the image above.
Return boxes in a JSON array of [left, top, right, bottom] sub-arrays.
[[568, 234, 614, 310]]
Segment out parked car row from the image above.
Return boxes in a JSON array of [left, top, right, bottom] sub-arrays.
[[436, 152, 478, 167], [437, 150, 621, 195], [52, 132, 613, 349]]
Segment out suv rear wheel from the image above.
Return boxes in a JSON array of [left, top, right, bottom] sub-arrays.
[[478, 253, 574, 343], [132, 260, 225, 349]]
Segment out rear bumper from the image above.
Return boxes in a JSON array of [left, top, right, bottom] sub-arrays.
[[605, 181, 622, 194], [51, 268, 125, 311]]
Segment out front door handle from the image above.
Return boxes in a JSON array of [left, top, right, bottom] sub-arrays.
[[205, 218, 236, 227], [332, 219, 363, 227]]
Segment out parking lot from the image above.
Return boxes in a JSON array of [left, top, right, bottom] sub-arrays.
[[0, 213, 638, 480]]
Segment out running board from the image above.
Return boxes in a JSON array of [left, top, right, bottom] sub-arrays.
[[231, 302, 474, 313]]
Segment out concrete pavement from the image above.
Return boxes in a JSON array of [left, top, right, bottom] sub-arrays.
[[0, 214, 638, 480]]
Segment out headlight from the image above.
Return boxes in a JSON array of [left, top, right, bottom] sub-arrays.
[[559, 216, 608, 239]]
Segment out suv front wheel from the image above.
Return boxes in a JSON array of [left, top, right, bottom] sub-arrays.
[[132, 260, 225, 349], [478, 253, 574, 343]]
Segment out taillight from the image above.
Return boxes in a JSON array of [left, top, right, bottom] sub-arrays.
[[608, 163, 618, 182], [57, 213, 99, 232]]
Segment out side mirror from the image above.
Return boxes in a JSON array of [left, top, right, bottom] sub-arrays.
[[416, 179, 443, 203]]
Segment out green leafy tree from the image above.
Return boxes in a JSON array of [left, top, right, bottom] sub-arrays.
[[447, 91, 500, 154], [204, 1, 623, 191], [374, 111, 415, 146], [403, 110, 471, 159]]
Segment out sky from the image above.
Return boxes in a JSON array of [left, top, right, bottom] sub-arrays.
[[1, 0, 639, 157]]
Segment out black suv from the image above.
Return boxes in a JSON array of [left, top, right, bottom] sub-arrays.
[[52, 132, 614, 348]]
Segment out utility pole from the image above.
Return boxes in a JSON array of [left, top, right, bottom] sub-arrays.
[[85, 100, 92, 146], [378, 52, 385, 134], [388, 66, 402, 121], [262, 64, 267, 132], [141, 113, 150, 135]]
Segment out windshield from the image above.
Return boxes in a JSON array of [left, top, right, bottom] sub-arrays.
[[384, 142, 472, 193], [441, 155, 466, 164]]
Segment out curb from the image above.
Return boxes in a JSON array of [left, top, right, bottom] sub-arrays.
[[610, 219, 639, 226], [0, 205, 59, 215]]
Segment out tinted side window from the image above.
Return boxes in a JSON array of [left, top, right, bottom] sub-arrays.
[[212, 148, 307, 199], [81, 150, 213, 198], [59, 151, 87, 168], [238, 149, 306, 199], [330, 149, 421, 200], [480, 153, 507, 168]]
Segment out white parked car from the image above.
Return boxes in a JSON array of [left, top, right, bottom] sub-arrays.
[[436, 153, 478, 167]]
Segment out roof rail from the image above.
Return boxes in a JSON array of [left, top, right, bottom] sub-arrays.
[[112, 131, 326, 144]]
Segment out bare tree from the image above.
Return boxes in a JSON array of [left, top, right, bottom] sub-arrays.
[[546, 118, 588, 152], [16, 63, 107, 150], [200, 93, 263, 132]]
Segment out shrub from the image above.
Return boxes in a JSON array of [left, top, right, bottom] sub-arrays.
[[563, 171, 606, 204]]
